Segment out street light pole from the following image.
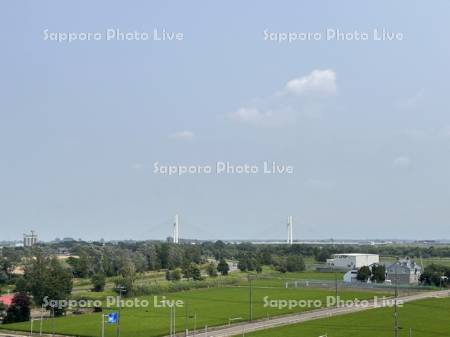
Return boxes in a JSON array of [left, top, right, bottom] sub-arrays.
[[51, 307, 55, 337], [184, 302, 188, 337], [248, 275, 253, 322], [101, 314, 105, 337], [40, 305, 44, 336], [169, 306, 173, 337], [334, 267, 338, 303], [116, 286, 126, 337], [394, 259, 399, 337], [193, 312, 197, 337]]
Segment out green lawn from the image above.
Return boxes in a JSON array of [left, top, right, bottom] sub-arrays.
[[241, 297, 450, 337], [421, 257, 450, 267], [2, 286, 389, 337], [71, 270, 346, 300], [246, 271, 345, 287]]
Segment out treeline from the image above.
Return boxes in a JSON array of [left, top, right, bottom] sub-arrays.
[[419, 264, 450, 287], [55, 241, 310, 278]]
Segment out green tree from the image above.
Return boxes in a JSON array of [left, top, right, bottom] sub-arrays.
[[259, 250, 273, 265], [286, 255, 305, 272], [0, 256, 13, 284], [91, 273, 106, 292], [272, 256, 287, 273], [139, 244, 160, 270], [165, 269, 172, 281], [114, 260, 136, 296], [182, 262, 192, 279], [237, 259, 247, 272], [371, 264, 386, 283], [419, 264, 450, 287], [183, 263, 202, 280], [171, 269, 182, 281], [314, 249, 331, 263], [3, 293, 31, 323], [18, 252, 73, 315], [191, 264, 202, 281], [217, 259, 229, 275], [206, 262, 218, 277], [357, 266, 371, 282], [132, 252, 148, 273]]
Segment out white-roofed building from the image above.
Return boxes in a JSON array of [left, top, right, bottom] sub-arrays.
[[327, 253, 379, 270]]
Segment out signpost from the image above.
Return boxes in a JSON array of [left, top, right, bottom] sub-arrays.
[[101, 312, 119, 337]]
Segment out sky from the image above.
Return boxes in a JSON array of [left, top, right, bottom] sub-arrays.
[[1, 1, 450, 241]]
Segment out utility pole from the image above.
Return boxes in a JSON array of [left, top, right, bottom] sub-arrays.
[[101, 313, 105, 337], [51, 307, 55, 337], [334, 268, 338, 302], [169, 306, 173, 337], [116, 286, 126, 337], [394, 259, 399, 337], [40, 305, 44, 336], [169, 305, 177, 337], [248, 275, 253, 322], [173, 307, 176, 336], [184, 302, 189, 337], [193, 312, 197, 337]]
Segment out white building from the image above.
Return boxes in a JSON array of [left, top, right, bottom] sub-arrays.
[[23, 231, 38, 247], [327, 253, 379, 270]]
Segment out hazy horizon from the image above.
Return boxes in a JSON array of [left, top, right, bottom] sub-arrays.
[[2, 1, 450, 242]]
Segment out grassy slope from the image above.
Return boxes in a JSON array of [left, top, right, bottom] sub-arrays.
[[241, 297, 450, 337]]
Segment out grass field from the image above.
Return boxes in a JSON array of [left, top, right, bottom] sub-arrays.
[[2, 286, 389, 337], [247, 271, 345, 288], [241, 297, 450, 337], [69, 270, 347, 300]]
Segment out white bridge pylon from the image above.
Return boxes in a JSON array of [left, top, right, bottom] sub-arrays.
[[287, 215, 293, 244], [173, 214, 179, 244]]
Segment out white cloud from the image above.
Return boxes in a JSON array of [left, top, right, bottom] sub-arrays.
[[168, 131, 194, 141], [283, 69, 337, 96], [229, 69, 337, 127], [229, 107, 293, 127], [393, 156, 411, 168]]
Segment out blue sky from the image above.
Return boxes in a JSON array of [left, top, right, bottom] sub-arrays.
[[1, 1, 450, 241]]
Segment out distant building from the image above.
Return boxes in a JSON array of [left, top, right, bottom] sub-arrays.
[[23, 231, 38, 247], [327, 253, 380, 270], [343, 269, 359, 283], [386, 258, 421, 285]]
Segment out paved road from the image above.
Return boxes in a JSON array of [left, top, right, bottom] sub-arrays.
[[183, 290, 450, 337], [0, 332, 68, 337], [1, 290, 448, 337]]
